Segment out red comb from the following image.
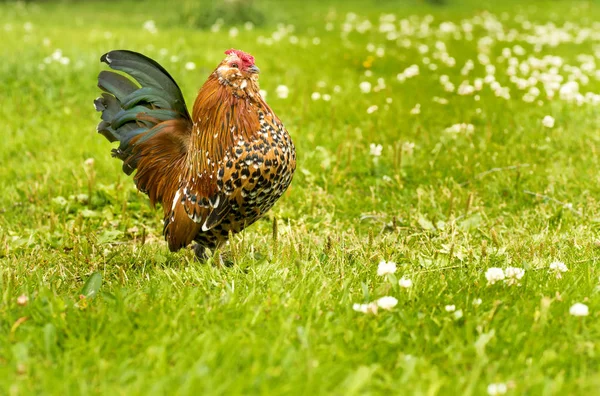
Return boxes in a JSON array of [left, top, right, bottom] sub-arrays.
[[225, 49, 255, 68]]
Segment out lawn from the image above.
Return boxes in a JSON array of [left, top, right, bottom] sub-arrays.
[[1, 0, 600, 394]]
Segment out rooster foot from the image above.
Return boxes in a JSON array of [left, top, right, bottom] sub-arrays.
[[192, 244, 234, 267]]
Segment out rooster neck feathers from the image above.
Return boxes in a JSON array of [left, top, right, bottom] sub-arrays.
[[187, 72, 275, 193]]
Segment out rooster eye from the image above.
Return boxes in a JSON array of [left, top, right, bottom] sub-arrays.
[[231, 63, 239, 68]]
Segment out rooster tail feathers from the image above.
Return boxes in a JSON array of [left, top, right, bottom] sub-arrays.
[[95, 50, 192, 174], [95, 50, 192, 205]]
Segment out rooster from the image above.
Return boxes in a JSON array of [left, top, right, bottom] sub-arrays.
[[94, 49, 296, 259]]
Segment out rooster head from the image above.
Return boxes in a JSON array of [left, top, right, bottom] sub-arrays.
[[216, 49, 260, 85]]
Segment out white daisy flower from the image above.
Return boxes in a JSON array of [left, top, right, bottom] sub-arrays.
[[504, 267, 525, 286], [377, 261, 397, 276], [17, 295, 29, 306], [142, 20, 158, 34], [398, 277, 413, 288], [276, 85, 289, 99], [569, 303, 589, 317], [542, 115, 555, 128], [487, 383, 507, 395], [549, 261, 568, 278], [359, 81, 372, 93], [369, 143, 383, 157], [402, 142, 415, 155], [353, 302, 378, 314], [377, 296, 398, 310], [485, 267, 505, 285], [410, 104, 421, 115]]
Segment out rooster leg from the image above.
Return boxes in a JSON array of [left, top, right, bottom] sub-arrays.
[[193, 244, 211, 262], [192, 244, 234, 267]]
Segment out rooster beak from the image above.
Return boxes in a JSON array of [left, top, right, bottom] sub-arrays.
[[247, 65, 260, 74]]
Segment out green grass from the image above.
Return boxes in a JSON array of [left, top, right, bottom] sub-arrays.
[[2, 0, 600, 394]]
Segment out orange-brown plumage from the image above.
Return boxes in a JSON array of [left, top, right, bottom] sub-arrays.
[[95, 49, 296, 258]]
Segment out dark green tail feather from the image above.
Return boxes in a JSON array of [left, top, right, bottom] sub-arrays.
[[97, 71, 137, 102], [94, 50, 192, 175], [99, 50, 190, 117]]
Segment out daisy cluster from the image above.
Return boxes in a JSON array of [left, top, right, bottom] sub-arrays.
[[11, 4, 600, 115], [287, 9, 600, 121], [484, 266, 525, 286], [352, 260, 412, 315]]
